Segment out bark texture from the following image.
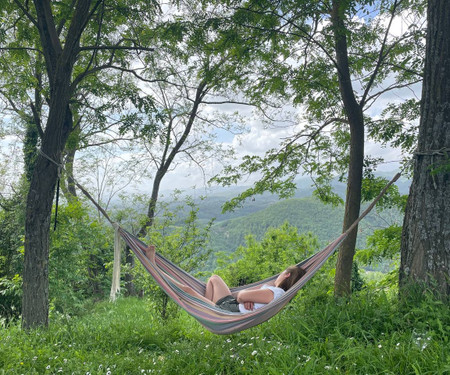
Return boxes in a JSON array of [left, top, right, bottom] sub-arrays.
[[331, 0, 365, 296], [399, 0, 450, 296]]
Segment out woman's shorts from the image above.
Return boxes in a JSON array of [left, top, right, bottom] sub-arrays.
[[216, 295, 240, 312]]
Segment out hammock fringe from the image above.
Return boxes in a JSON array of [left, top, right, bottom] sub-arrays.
[[110, 223, 121, 302]]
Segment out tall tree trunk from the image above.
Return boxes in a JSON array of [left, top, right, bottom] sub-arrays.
[[331, 0, 365, 296], [22, 0, 92, 329], [124, 170, 162, 296], [22, 106, 73, 328], [399, 0, 450, 297]]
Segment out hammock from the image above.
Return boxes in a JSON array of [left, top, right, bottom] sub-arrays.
[[114, 172, 400, 335], [36, 146, 402, 334], [118, 227, 346, 335]]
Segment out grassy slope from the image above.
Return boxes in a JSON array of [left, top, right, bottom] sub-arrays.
[[1, 285, 448, 375]]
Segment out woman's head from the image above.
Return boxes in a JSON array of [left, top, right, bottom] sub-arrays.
[[275, 265, 306, 291]]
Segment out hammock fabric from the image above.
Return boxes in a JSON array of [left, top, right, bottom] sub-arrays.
[[118, 227, 348, 335]]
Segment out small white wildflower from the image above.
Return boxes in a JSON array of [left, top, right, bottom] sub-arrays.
[[175, 350, 179, 354], [230, 354, 235, 358], [205, 344, 209, 348], [226, 339, 231, 343], [396, 343, 400, 347], [378, 344, 382, 348], [106, 372, 111, 375], [46, 365, 51, 370], [240, 360, 244, 365], [33, 356, 38, 361], [251, 350, 257, 356], [324, 366, 331, 370]]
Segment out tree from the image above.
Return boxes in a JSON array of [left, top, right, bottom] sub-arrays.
[[114, 15, 257, 294], [208, 0, 424, 295], [0, 0, 158, 328], [399, 0, 450, 297]]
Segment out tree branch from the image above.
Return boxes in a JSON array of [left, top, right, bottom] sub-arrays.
[[13, 0, 38, 27], [30, 101, 44, 138], [0, 46, 44, 55], [79, 45, 155, 52], [360, 0, 403, 107]]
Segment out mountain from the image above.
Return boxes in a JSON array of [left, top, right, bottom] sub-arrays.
[[160, 172, 407, 263], [206, 196, 403, 257]]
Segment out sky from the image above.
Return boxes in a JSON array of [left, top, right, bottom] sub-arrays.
[[0, 4, 423, 200]]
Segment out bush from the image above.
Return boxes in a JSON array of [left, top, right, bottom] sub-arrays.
[[0, 274, 22, 323], [216, 222, 320, 286]]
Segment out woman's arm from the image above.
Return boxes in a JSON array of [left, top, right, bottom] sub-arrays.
[[236, 288, 274, 304]]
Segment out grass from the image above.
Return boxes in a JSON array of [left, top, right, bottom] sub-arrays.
[[1, 287, 449, 375]]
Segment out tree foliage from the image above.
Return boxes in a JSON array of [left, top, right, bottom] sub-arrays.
[[208, 0, 425, 208]]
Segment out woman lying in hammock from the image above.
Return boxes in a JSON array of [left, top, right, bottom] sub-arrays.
[[205, 266, 305, 313], [145, 245, 305, 313]]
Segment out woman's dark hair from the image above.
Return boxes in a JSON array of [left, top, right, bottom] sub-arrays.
[[277, 265, 306, 291]]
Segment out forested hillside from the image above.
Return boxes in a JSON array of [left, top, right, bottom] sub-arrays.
[[207, 196, 403, 259]]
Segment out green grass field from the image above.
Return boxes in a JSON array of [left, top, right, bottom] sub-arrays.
[[1, 285, 449, 375]]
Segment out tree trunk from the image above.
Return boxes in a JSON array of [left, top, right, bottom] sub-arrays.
[[22, 0, 92, 329], [331, 0, 365, 296], [22, 106, 73, 328], [124, 171, 162, 296], [399, 0, 450, 297]]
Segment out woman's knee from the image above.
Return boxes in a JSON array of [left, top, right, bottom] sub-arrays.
[[209, 274, 225, 284]]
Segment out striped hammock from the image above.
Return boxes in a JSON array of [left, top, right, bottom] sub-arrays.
[[118, 227, 347, 335], [113, 173, 401, 335]]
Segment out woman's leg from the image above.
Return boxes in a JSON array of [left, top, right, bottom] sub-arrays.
[[144, 245, 216, 306], [205, 275, 232, 303]]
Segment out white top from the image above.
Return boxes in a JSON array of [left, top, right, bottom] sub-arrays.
[[238, 284, 285, 313]]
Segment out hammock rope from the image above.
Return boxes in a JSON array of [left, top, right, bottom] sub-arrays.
[[37, 146, 402, 334]]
